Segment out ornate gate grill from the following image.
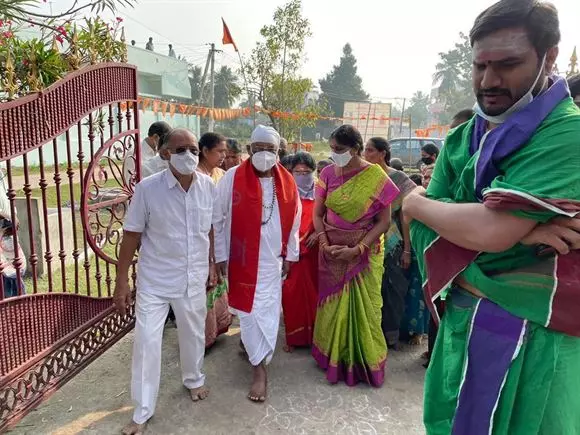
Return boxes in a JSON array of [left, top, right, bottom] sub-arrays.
[[0, 63, 140, 431]]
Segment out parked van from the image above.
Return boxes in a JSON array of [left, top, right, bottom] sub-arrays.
[[389, 137, 444, 168]]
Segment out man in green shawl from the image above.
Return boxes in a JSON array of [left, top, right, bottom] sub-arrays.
[[404, 1, 580, 434]]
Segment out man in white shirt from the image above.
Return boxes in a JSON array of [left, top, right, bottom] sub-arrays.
[[124, 121, 171, 183], [213, 125, 301, 403], [114, 128, 216, 435]]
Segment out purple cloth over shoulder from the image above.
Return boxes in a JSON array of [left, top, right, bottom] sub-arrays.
[[470, 76, 570, 200]]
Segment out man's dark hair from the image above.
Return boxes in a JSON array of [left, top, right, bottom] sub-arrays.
[[199, 132, 226, 160], [148, 121, 171, 139], [422, 143, 440, 157], [452, 109, 475, 125], [329, 124, 363, 152], [389, 158, 404, 171], [409, 174, 423, 186], [148, 122, 172, 150], [280, 154, 294, 169], [470, 0, 560, 57], [226, 138, 242, 154], [368, 137, 391, 164], [290, 151, 316, 171], [317, 159, 332, 170], [568, 74, 580, 99]]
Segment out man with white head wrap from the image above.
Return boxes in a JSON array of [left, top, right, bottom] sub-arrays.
[[213, 125, 301, 402]]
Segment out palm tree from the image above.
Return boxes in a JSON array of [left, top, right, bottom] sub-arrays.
[[407, 90, 431, 128], [214, 66, 242, 108], [432, 32, 474, 121]]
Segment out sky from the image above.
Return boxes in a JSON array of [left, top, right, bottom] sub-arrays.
[[45, 0, 580, 105]]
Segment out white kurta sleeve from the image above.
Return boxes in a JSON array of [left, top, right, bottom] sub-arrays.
[[124, 183, 147, 233], [213, 169, 233, 263], [285, 196, 302, 262]]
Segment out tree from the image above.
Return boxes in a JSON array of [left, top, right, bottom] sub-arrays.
[[188, 64, 242, 108], [244, 0, 326, 136], [188, 64, 204, 104], [319, 43, 369, 117], [407, 91, 431, 128], [0, 0, 134, 32], [432, 32, 474, 123], [214, 66, 242, 108]]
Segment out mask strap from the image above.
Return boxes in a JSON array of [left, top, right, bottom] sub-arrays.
[[474, 54, 547, 124]]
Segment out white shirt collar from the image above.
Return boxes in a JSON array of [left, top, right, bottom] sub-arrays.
[[164, 168, 197, 190]]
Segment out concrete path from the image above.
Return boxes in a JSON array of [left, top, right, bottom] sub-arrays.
[[12, 323, 426, 435]]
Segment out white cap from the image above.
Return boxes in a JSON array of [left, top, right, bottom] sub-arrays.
[[250, 125, 280, 147]]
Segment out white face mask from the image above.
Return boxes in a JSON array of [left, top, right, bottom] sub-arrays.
[[331, 149, 353, 168], [473, 55, 546, 124], [252, 151, 277, 172], [169, 152, 198, 175]]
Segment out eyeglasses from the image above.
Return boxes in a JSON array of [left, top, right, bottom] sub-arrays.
[[172, 147, 200, 156], [293, 170, 312, 176], [251, 147, 276, 154]]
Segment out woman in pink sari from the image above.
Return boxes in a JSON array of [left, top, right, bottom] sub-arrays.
[[312, 125, 400, 386]]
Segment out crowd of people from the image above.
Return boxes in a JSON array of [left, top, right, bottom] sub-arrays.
[[112, 0, 580, 434]]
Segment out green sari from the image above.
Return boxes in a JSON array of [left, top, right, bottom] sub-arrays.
[[312, 164, 399, 386], [411, 87, 580, 434]]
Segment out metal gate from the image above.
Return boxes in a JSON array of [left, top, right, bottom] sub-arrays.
[[0, 62, 140, 431]]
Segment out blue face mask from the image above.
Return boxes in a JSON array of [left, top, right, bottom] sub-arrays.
[[294, 173, 315, 198]]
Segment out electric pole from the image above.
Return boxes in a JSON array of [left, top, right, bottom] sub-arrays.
[[198, 47, 212, 105], [208, 43, 216, 132]]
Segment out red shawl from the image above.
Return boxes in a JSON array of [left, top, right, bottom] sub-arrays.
[[228, 160, 298, 313]]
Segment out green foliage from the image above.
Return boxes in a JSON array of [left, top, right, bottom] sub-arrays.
[[188, 64, 241, 109], [214, 66, 242, 108], [244, 0, 326, 136], [407, 91, 431, 128], [0, 16, 127, 101], [0, 0, 134, 27], [319, 43, 369, 117], [432, 32, 474, 123], [270, 75, 329, 141], [6, 36, 67, 95], [188, 64, 204, 103], [213, 119, 253, 141]]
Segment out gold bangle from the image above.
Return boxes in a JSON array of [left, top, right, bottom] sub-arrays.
[[358, 243, 365, 255], [360, 242, 370, 251], [316, 231, 326, 239]]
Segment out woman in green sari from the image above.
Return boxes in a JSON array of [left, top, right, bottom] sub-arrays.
[[312, 125, 400, 386]]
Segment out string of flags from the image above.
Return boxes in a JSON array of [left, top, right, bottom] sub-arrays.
[[122, 98, 451, 136]]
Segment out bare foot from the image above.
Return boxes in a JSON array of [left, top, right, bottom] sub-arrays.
[[248, 364, 267, 403], [122, 420, 147, 435], [283, 344, 294, 353], [189, 385, 210, 402]]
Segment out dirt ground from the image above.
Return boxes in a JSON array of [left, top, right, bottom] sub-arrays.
[[12, 322, 426, 435]]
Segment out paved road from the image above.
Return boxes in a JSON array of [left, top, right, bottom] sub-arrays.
[[13, 324, 426, 435]]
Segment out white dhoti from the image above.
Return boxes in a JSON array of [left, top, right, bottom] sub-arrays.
[[131, 290, 207, 424], [214, 170, 301, 369], [234, 258, 283, 366]]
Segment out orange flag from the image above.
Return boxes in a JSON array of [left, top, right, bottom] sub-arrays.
[[222, 18, 238, 52]]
